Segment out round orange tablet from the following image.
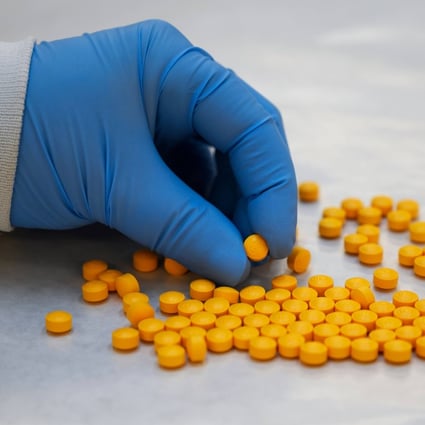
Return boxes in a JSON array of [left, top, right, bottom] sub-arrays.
[[324, 335, 351, 360], [373, 267, 398, 290], [326, 312, 352, 327], [299, 341, 328, 366], [334, 299, 361, 315], [357, 207, 382, 226], [82, 259, 108, 281], [351, 338, 378, 363], [115, 273, 140, 298], [398, 245, 423, 267], [282, 299, 309, 318], [180, 326, 207, 348], [318, 217, 343, 239], [243, 234, 269, 262], [369, 328, 396, 352], [271, 274, 298, 291], [154, 330, 181, 351], [392, 290, 419, 307], [287, 246, 311, 273], [122, 292, 150, 313], [356, 224, 380, 243], [309, 297, 335, 314], [157, 345, 186, 369], [233, 326, 260, 350], [186, 335, 207, 363], [159, 291, 185, 314], [323, 207, 346, 223], [395, 325, 422, 347], [228, 302, 255, 319], [213, 286, 239, 304], [350, 286, 375, 309], [164, 315, 191, 332], [351, 309, 378, 332], [204, 297, 230, 316], [132, 248, 158, 272], [387, 210, 411, 232], [358, 243, 383, 266], [371, 195, 393, 216], [393, 306, 420, 325], [341, 197, 364, 219], [278, 333, 305, 359], [313, 323, 339, 342], [260, 324, 287, 340], [299, 309, 326, 326], [240, 285, 266, 305], [415, 299, 425, 315], [206, 328, 233, 353], [307, 274, 334, 296], [177, 299, 204, 317], [415, 336, 425, 358], [126, 301, 155, 327], [215, 314, 242, 331], [254, 300, 280, 316], [375, 316, 402, 331], [265, 288, 291, 305], [344, 233, 368, 255], [384, 339, 412, 364], [163, 258, 188, 276], [112, 327, 140, 351], [243, 313, 270, 329], [344, 276, 371, 291], [409, 221, 425, 243], [81, 280, 109, 303], [324, 287, 350, 302], [249, 336, 277, 361], [45, 310, 73, 334], [190, 311, 217, 330], [190, 279, 215, 301], [292, 287, 318, 303], [397, 199, 419, 220], [369, 301, 395, 317], [269, 311, 296, 327], [287, 320, 314, 341], [414, 256, 425, 277], [298, 181, 319, 202], [340, 323, 367, 340], [98, 269, 122, 292], [138, 318, 165, 342]]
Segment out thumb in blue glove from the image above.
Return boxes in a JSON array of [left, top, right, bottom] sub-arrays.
[[12, 20, 297, 285]]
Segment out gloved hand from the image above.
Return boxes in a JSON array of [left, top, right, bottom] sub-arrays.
[[11, 20, 297, 285]]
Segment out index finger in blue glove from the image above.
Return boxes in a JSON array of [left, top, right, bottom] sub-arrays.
[[156, 48, 297, 258]]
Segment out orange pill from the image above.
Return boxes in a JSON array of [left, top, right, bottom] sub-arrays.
[[159, 291, 185, 314], [398, 245, 423, 267], [228, 302, 255, 319], [395, 325, 422, 347], [132, 248, 158, 272], [271, 274, 298, 291], [299, 341, 328, 366], [204, 297, 230, 316], [213, 286, 239, 304], [233, 326, 260, 350], [265, 288, 291, 306], [356, 224, 380, 243], [81, 280, 109, 303], [243, 313, 270, 329], [164, 315, 191, 332], [254, 300, 280, 316], [163, 258, 188, 276], [376, 316, 402, 331], [190, 311, 217, 330], [387, 210, 411, 232], [239, 285, 266, 305], [324, 335, 351, 360], [282, 299, 309, 318], [344, 233, 368, 255], [344, 276, 371, 291], [299, 309, 326, 326], [243, 234, 269, 262], [397, 199, 419, 220], [410, 221, 425, 243], [186, 335, 207, 363], [249, 336, 277, 361], [351, 309, 378, 332], [82, 259, 108, 281], [278, 333, 305, 359], [371, 195, 393, 216], [313, 323, 339, 342], [126, 301, 155, 327], [323, 206, 346, 223], [416, 336, 425, 358], [341, 197, 364, 219], [115, 273, 140, 298], [98, 269, 122, 292], [413, 316, 425, 334], [269, 311, 296, 327], [351, 338, 378, 363], [373, 268, 398, 290], [350, 286, 375, 309], [215, 314, 242, 331], [319, 217, 343, 239], [415, 299, 425, 315], [414, 256, 425, 277], [190, 279, 216, 301], [392, 290, 419, 307], [383, 339, 412, 364], [298, 181, 319, 202], [307, 274, 334, 296], [369, 301, 395, 317], [324, 287, 350, 302], [180, 326, 207, 348], [292, 287, 318, 302], [340, 323, 367, 340], [334, 299, 361, 315], [177, 299, 204, 317], [122, 292, 150, 313], [206, 328, 233, 353], [358, 243, 383, 266], [260, 324, 287, 340], [393, 306, 420, 325], [326, 312, 352, 327], [357, 207, 382, 226], [369, 328, 396, 352], [309, 297, 335, 314], [112, 327, 140, 351], [138, 318, 165, 342], [287, 246, 311, 273], [287, 320, 314, 341]]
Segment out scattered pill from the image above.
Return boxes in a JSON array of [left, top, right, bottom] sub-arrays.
[[368, 301, 395, 317], [163, 258, 188, 276], [164, 315, 191, 332], [287, 321, 314, 341], [180, 326, 207, 348], [177, 299, 204, 317], [341, 197, 364, 219], [254, 300, 280, 316], [309, 297, 335, 314], [299, 309, 326, 326], [122, 292, 150, 313], [415, 336, 425, 358], [397, 199, 419, 220], [334, 299, 361, 315], [356, 224, 380, 243], [260, 324, 287, 340], [133, 249, 158, 272], [357, 207, 382, 226], [215, 314, 242, 331], [157, 345, 186, 369], [271, 274, 298, 291], [340, 323, 367, 340], [345, 277, 371, 291], [269, 311, 296, 327], [375, 316, 403, 331], [351, 309, 378, 332], [358, 243, 383, 266], [243, 313, 270, 329], [112, 327, 140, 351], [190, 279, 216, 301], [228, 302, 255, 319], [395, 325, 422, 347], [186, 335, 207, 363], [243, 234, 269, 262], [393, 306, 420, 326], [159, 291, 186, 314], [81, 280, 109, 303], [313, 323, 339, 342], [344, 233, 368, 255], [138, 318, 165, 342], [326, 311, 352, 327], [287, 246, 311, 273], [282, 299, 309, 318], [126, 301, 155, 327], [392, 290, 419, 307], [413, 256, 425, 277], [387, 210, 411, 232], [307, 274, 333, 296], [319, 217, 343, 239], [292, 286, 318, 302], [298, 181, 319, 202], [82, 259, 108, 281], [265, 288, 291, 305], [299, 341, 328, 366], [324, 287, 350, 302], [154, 330, 181, 351], [98, 269, 122, 292], [383, 339, 412, 364], [415, 299, 425, 315], [190, 311, 217, 330], [350, 286, 375, 309], [398, 245, 423, 267], [115, 273, 140, 298], [45, 310, 73, 334], [371, 195, 393, 217]]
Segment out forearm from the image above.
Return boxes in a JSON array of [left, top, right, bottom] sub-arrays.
[[0, 37, 34, 231]]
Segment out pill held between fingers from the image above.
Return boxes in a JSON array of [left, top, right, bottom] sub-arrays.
[[133, 249, 158, 272], [45, 311, 73, 334], [82, 259, 108, 281], [243, 234, 269, 262]]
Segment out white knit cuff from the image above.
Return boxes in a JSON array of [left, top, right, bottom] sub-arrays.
[[0, 37, 35, 231]]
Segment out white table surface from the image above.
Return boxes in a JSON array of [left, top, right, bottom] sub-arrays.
[[2, 1, 425, 424]]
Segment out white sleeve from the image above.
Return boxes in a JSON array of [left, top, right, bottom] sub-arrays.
[[0, 37, 35, 231]]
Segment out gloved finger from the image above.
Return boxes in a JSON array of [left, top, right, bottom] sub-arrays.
[[157, 52, 297, 258], [110, 139, 250, 285]]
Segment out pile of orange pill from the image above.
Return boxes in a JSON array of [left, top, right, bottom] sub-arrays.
[[45, 183, 425, 370]]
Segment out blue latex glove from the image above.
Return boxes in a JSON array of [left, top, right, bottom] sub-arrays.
[[11, 20, 297, 285]]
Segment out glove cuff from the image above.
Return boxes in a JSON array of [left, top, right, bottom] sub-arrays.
[[0, 37, 35, 231]]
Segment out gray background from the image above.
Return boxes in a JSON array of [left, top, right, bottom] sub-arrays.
[[1, 1, 425, 424]]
